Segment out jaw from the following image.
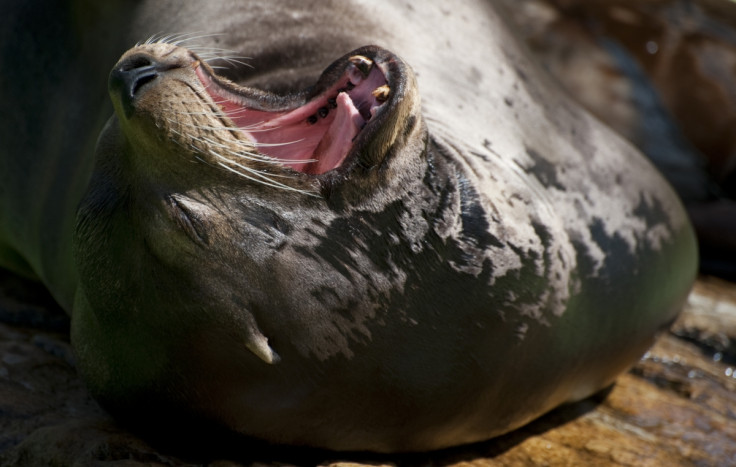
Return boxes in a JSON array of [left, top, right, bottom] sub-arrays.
[[195, 52, 393, 175], [106, 42, 420, 194]]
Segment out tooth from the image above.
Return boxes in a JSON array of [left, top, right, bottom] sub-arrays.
[[348, 55, 374, 77], [372, 85, 390, 102]]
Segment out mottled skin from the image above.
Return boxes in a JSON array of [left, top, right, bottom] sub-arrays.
[[0, 0, 696, 453], [504, 0, 736, 280]]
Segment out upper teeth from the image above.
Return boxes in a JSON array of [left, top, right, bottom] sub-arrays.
[[372, 85, 390, 103], [348, 55, 374, 77], [304, 55, 389, 125]]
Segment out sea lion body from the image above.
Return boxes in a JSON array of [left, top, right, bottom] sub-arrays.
[[504, 0, 736, 280], [0, 0, 696, 453]]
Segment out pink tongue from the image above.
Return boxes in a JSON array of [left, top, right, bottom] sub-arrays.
[[308, 93, 363, 174]]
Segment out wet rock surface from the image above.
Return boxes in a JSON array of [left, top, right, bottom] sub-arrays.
[[1, 267, 735, 466]]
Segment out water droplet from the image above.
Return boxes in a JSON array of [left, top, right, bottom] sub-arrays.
[[646, 41, 659, 54], [726, 368, 733, 377], [688, 370, 697, 379], [714, 352, 723, 362]]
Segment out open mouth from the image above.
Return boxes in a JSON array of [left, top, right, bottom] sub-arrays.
[[193, 54, 392, 175]]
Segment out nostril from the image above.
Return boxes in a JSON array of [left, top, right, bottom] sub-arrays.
[[109, 53, 162, 117], [120, 54, 155, 72], [131, 72, 157, 96]]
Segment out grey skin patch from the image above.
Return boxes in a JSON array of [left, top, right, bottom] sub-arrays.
[[469, 66, 484, 87], [456, 173, 505, 265], [524, 148, 567, 191], [587, 217, 640, 279], [633, 194, 676, 251]]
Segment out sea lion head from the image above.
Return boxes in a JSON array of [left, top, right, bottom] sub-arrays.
[[71, 40, 425, 431]]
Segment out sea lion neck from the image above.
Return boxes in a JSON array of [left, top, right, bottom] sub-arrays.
[[103, 42, 424, 201]]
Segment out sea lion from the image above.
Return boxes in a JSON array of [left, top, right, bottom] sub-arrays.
[[1, 0, 696, 453]]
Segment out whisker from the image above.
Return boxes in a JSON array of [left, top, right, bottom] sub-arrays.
[[188, 46, 246, 54], [175, 128, 312, 169], [169, 128, 318, 196], [170, 109, 229, 117], [210, 150, 311, 193], [220, 142, 316, 167], [255, 139, 305, 148], [206, 57, 254, 69], [168, 115, 269, 132], [217, 161, 316, 195], [166, 107, 252, 125], [141, 32, 164, 46], [165, 118, 237, 132], [167, 32, 224, 46], [156, 32, 179, 44], [155, 35, 255, 70], [220, 107, 262, 117], [166, 110, 281, 132]]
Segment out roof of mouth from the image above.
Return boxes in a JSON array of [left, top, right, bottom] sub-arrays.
[[195, 54, 390, 175]]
